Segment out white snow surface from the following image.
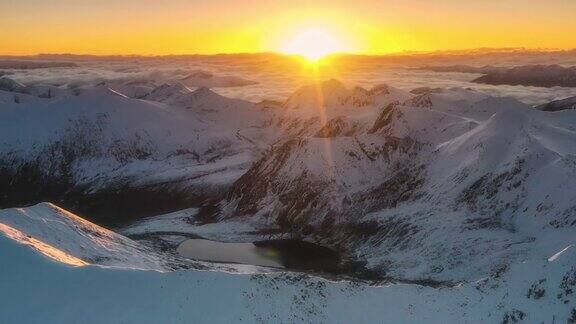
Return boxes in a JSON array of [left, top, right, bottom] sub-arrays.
[[1, 204, 576, 323], [0, 203, 164, 270]]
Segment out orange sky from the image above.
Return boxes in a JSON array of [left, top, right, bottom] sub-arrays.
[[1, 0, 575, 56]]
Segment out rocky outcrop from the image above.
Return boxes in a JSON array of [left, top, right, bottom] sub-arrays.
[[536, 95, 576, 111]]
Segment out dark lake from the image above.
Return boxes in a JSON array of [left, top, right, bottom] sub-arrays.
[[177, 239, 341, 273]]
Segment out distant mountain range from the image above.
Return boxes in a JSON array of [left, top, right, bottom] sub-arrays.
[[0, 60, 77, 69], [418, 64, 576, 88], [537, 95, 576, 111]]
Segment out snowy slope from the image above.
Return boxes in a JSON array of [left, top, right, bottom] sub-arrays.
[[0, 203, 164, 270], [2, 207, 576, 323], [143, 84, 263, 127]]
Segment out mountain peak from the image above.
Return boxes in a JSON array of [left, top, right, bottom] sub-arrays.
[[154, 82, 191, 93], [191, 86, 217, 97], [143, 82, 192, 102], [283, 79, 350, 110], [322, 78, 346, 90]]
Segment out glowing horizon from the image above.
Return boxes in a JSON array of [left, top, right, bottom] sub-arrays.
[[1, 0, 575, 56]]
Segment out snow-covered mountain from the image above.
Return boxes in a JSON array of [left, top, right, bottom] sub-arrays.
[[1, 75, 576, 322], [211, 86, 576, 283], [142, 83, 260, 126], [0, 80, 274, 224], [106, 80, 157, 99], [418, 64, 576, 88], [93, 70, 257, 100], [0, 78, 406, 224], [473, 64, 576, 88], [537, 95, 576, 112], [0, 76, 66, 99], [0, 77, 29, 93]]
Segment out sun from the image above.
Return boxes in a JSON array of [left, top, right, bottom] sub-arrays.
[[281, 29, 344, 61]]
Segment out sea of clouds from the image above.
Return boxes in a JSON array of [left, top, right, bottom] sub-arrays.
[[2, 51, 576, 105]]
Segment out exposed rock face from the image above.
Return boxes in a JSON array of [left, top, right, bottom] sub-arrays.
[[369, 101, 400, 133], [536, 95, 576, 111], [410, 87, 443, 95], [315, 117, 362, 138], [403, 94, 433, 108]]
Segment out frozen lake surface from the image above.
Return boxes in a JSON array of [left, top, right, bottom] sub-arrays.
[[177, 239, 284, 268], [177, 239, 343, 273]]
